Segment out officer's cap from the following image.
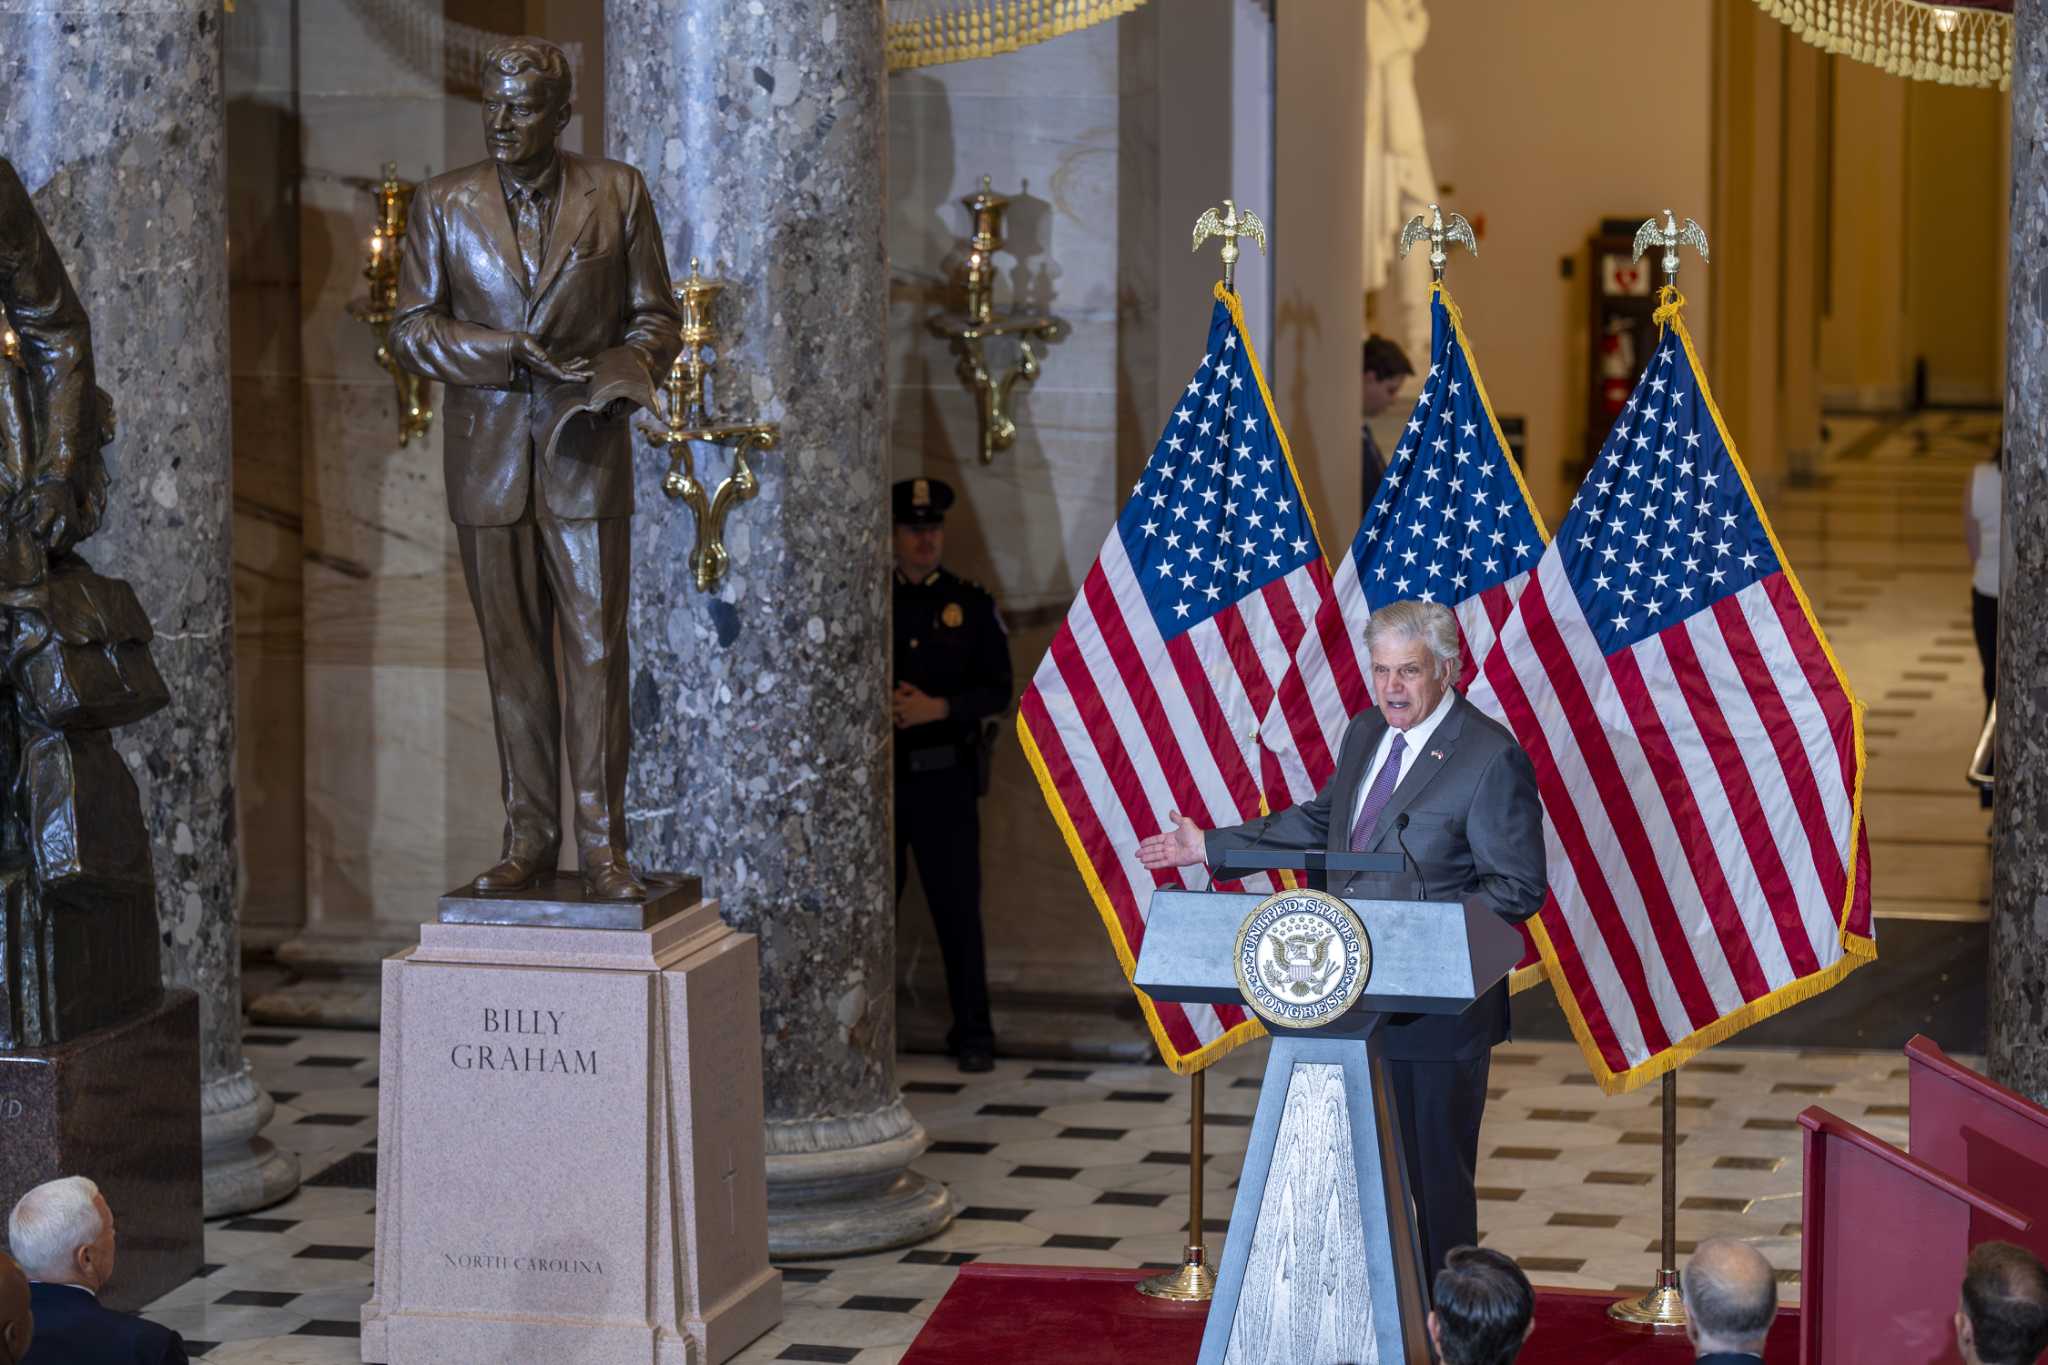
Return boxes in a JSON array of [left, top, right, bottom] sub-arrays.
[[892, 477, 955, 527]]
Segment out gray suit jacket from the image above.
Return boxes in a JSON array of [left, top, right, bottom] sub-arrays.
[[389, 152, 682, 526], [1204, 692, 1546, 1059]]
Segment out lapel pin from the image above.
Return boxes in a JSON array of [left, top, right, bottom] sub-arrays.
[[1430, 749, 1446, 762]]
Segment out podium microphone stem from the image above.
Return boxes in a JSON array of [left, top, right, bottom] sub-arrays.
[[1136, 1068, 1218, 1301], [1607, 1069, 1688, 1329]]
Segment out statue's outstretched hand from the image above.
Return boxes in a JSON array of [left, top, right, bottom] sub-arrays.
[[513, 333, 594, 385], [1136, 812, 1207, 870]]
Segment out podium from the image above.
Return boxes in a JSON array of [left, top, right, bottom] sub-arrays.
[[1134, 867, 1524, 1365]]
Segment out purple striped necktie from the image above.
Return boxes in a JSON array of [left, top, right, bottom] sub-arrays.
[[1348, 732, 1407, 851]]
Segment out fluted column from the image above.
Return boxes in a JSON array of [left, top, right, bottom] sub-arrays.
[[1990, 0, 2048, 1102], [0, 0, 299, 1213], [608, 1, 953, 1254]]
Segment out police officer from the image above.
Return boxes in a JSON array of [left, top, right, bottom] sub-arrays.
[[893, 477, 1011, 1073]]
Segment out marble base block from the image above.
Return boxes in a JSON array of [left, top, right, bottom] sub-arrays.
[[361, 893, 781, 1365], [0, 990, 203, 1311]]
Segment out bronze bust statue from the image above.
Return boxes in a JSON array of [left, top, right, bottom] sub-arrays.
[[388, 37, 682, 901], [0, 154, 169, 1049]]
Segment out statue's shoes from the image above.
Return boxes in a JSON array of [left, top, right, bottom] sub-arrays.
[[584, 863, 647, 901], [471, 854, 554, 893]]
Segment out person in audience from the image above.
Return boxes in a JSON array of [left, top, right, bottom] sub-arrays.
[[1428, 1245, 1535, 1365], [1956, 1240, 2048, 1365], [1681, 1237, 1777, 1363], [7, 1177, 188, 1364], [0, 1252, 30, 1365]]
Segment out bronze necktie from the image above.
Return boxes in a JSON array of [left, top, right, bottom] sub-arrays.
[[513, 187, 545, 290]]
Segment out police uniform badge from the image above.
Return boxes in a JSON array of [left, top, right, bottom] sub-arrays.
[[941, 603, 964, 628], [1234, 888, 1372, 1028]]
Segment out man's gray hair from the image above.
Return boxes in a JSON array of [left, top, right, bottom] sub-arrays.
[[1681, 1237, 1778, 1348], [1363, 599, 1460, 681], [482, 36, 573, 106], [7, 1176, 103, 1280]]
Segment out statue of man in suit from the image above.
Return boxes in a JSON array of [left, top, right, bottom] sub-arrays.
[[390, 37, 681, 900], [1137, 598, 1547, 1281]]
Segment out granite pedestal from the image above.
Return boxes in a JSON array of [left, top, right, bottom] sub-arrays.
[[361, 894, 781, 1365], [0, 989, 202, 1311]]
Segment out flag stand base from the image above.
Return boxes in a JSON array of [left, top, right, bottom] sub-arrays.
[[1607, 1269, 1687, 1329], [1135, 1070, 1214, 1303], [1609, 1070, 1688, 1331], [1137, 1244, 1217, 1302]]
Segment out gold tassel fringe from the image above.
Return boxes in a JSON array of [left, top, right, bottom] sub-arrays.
[[885, 0, 1152, 72], [1753, 0, 2011, 89]]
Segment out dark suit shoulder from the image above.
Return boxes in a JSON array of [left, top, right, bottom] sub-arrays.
[[25, 1282, 187, 1363], [1450, 693, 1523, 757]]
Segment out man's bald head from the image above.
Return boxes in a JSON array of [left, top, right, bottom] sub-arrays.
[[1682, 1238, 1777, 1356], [0, 1251, 30, 1363]]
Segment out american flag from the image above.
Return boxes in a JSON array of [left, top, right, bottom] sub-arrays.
[[1018, 285, 1349, 1073], [1298, 284, 1552, 987], [1466, 293, 1875, 1093]]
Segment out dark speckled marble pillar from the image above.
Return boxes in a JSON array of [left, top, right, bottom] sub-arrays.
[[1991, 0, 2048, 1104], [607, 2, 953, 1254], [0, 0, 298, 1214]]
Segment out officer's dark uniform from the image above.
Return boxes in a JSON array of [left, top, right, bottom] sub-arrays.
[[893, 477, 1011, 1069]]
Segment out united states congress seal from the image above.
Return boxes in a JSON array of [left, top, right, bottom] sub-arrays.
[[1233, 888, 1372, 1029]]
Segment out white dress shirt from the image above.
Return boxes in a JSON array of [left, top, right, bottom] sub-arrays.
[[1349, 688, 1457, 838]]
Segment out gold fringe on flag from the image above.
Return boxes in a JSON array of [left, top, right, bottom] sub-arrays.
[[885, 0, 1152, 72], [1752, 0, 2012, 90]]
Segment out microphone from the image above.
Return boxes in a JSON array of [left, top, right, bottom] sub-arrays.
[[1393, 813, 1436, 902]]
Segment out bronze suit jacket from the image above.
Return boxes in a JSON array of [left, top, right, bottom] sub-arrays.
[[1204, 692, 1546, 1060], [389, 152, 681, 526]]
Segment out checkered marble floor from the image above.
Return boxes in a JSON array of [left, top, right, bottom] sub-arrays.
[[137, 1028, 1926, 1363]]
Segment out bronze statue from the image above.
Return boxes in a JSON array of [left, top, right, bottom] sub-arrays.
[[0, 155, 168, 1049], [389, 37, 682, 901]]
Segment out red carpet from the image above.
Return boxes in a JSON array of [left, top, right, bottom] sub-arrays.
[[902, 1264, 1802, 1363]]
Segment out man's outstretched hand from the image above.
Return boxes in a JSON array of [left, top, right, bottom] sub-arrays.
[[1136, 812, 1207, 870], [513, 332, 593, 385]]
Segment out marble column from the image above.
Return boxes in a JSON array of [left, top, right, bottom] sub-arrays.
[[608, 1, 953, 1255], [0, 0, 300, 1213], [1991, 0, 2048, 1103]]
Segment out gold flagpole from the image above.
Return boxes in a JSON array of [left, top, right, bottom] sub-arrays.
[[1608, 214, 1710, 1332], [1137, 1068, 1216, 1301], [1607, 1068, 1687, 1328]]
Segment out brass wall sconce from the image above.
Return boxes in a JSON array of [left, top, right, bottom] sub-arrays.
[[927, 176, 1064, 465], [346, 162, 433, 446], [642, 258, 780, 593]]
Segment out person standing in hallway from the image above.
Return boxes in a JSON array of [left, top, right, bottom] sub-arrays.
[[893, 477, 1012, 1073], [1361, 334, 1416, 514], [1965, 434, 2002, 807]]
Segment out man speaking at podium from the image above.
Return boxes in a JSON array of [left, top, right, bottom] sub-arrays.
[[1137, 600, 1545, 1280]]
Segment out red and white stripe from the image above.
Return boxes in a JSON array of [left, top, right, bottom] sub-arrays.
[[1465, 549, 1867, 1084], [1020, 533, 1352, 1067]]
